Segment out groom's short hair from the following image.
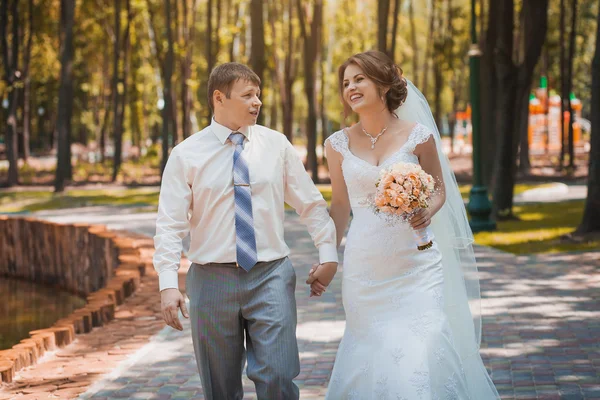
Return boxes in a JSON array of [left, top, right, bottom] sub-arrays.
[[207, 63, 261, 111]]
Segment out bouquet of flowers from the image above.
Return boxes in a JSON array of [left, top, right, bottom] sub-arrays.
[[371, 162, 436, 250]]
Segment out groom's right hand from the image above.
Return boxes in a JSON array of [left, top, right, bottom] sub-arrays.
[[161, 288, 189, 331], [306, 262, 338, 296]]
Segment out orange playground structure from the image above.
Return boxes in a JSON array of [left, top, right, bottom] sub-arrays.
[[452, 77, 590, 155]]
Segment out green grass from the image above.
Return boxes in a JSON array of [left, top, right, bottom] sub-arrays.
[[472, 200, 598, 254], [0, 188, 159, 213], [1, 185, 595, 255], [458, 183, 555, 200]]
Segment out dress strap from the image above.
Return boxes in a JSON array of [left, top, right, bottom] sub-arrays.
[[404, 123, 433, 153], [325, 129, 350, 158]]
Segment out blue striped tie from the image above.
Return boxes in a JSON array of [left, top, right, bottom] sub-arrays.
[[229, 132, 258, 271]]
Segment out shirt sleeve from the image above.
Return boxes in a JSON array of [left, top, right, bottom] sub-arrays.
[[282, 138, 338, 264], [153, 148, 193, 291]]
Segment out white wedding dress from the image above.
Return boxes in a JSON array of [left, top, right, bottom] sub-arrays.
[[324, 123, 499, 400]]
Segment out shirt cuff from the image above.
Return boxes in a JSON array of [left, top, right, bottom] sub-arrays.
[[158, 270, 179, 292], [318, 243, 339, 264]]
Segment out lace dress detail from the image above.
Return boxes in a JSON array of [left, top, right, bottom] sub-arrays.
[[324, 123, 495, 399]]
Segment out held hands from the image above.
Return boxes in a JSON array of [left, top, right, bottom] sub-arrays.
[[160, 288, 189, 331], [306, 262, 338, 297]]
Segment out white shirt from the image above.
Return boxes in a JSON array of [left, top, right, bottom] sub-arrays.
[[153, 119, 338, 291]]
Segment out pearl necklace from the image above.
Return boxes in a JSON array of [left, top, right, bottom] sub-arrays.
[[361, 125, 388, 149]]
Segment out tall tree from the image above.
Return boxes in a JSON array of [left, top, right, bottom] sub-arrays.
[[576, 1, 600, 234], [422, 0, 437, 98], [377, 0, 401, 61], [559, 0, 567, 168], [162, 0, 175, 174], [492, 0, 549, 219], [54, 0, 75, 192], [250, 0, 265, 125], [566, 0, 578, 172], [21, 0, 34, 162], [408, 0, 419, 87], [377, 0, 390, 55], [111, 0, 133, 182], [389, 0, 400, 62], [480, 0, 500, 186], [1, 0, 20, 186], [180, 0, 199, 139], [269, 0, 298, 142], [297, 0, 322, 182]]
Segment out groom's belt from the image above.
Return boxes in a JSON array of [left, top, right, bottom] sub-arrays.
[[196, 257, 287, 269]]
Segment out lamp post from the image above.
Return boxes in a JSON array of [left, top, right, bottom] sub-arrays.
[[466, 0, 496, 232], [37, 106, 45, 150]]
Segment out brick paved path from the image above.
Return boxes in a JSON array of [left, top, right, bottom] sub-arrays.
[[2, 210, 599, 399]]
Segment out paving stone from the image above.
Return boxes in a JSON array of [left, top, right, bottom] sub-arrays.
[[1, 212, 598, 399]]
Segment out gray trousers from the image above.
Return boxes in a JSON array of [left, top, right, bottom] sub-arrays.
[[186, 257, 300, 400]]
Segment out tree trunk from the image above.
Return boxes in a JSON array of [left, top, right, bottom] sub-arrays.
[[559, 0, 566, 168], [180, 0, 198, 139], [516, 80, 532, 175], [566, 0, 578, 171], [271, 68, 279, 130], [320, 53, 328, 164], [480, 0, 499, 187], [493, 0, 548, 218], [169, 3, 180, 146], [377, 0, 390, 55], [422, 0, 437, 98], [297, 0, 322, 183], [21, 0, 33, 162], [491, 0, 517, 219], [408, 0, 419, 87], [204, 0, 213, 121], [99, 36, 110, 163], [161, 0, 175, 175], [267, 0, 281, 131], [283, 0, 297, 142], [169, 87, 179, 146], [1, 0, 20, 186], [250, 0, 265, 125], [111, 0, 123, 182], [389, 0, 400, 62], [54, 0, 75, 192], [228, 1, 240, 61], [433, 64, 443, 131], [576, 3, 600, 233], [206, 0, 213, 72], [215, 0, 222, 58]]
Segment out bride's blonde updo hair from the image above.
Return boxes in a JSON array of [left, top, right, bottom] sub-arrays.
[[338, 50, 408, 117]]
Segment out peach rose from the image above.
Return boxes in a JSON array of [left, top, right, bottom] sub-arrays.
[[375, 194, 387, 208], [385, 189, 397, 199], [390, 182, 403, 192], [392, 172, 405, 185], [381, 174, 395, 187], [407, 173, 422, 189], [398, 192, 410, 205]]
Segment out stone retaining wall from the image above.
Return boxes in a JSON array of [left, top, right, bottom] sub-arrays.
[[0, 216, 155, 383]]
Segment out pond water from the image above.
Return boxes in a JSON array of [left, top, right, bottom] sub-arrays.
[[0, 277, 87, 350]]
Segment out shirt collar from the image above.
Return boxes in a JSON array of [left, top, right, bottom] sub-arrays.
[[210, 118, 252, 145]]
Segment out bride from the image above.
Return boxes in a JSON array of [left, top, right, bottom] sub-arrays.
[[306, 50, 500, 399]]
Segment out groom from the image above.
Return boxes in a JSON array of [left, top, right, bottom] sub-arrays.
[[153, 62, 338, 399]]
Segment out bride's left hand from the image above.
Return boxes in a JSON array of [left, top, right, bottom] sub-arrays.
[[410, 208, 432, 230]]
